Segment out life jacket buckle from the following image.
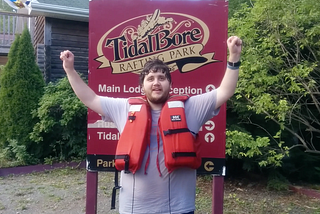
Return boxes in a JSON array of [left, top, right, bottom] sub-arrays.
[[128, 111, 136, 122], [172, 152, 196, 158], [124, 154, 130, 174], [115, 154, 130, 173]]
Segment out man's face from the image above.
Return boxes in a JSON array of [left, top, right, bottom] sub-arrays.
[[142, 70, 171, 104]]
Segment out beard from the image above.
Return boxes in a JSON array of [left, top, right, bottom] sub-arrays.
[[145, 90, 170, 104]]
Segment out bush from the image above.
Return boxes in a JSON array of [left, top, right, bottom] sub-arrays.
[[226, 130, 289, 172], [30, 77, 87, 161], [0, 139, 37, 167], [267, 171, 289, 191], [0, 28, 45, 163]]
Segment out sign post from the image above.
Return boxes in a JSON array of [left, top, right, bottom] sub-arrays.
[[87, 0, 228, 213]]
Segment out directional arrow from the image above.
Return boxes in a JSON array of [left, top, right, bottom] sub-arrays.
[[204, 161, 215, 171], [204, 120, 215, 131], [205, 84, 216, 92], [204, 133, 215, 143]]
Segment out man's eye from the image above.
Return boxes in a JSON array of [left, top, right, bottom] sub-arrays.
[[159, 77, 165, 81]]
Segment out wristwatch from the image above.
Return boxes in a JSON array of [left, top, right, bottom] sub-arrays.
[[227, 61, 241, 67]]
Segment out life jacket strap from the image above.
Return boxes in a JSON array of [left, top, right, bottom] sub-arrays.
[[172, 152, 197, 158], [163, 128, 190, 136], [115, 154, 130, 174], [111, 170, 121, 209]]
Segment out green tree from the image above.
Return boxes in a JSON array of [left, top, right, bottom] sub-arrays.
[[0, 34, 20, 147], [227, 0, 320, 180], [0, 28, 45, 160], [228, 0, 252, 18]]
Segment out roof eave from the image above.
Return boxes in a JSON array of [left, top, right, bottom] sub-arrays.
[[28, 2, 89, 22]]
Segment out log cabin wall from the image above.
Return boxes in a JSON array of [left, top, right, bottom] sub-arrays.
[[36, 17, 88, 83]]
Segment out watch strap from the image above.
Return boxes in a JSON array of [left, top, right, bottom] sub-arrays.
[[227, 61, 241, 67]]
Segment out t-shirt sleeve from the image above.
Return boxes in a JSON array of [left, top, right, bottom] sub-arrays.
[[99, 96, 129, 133], [185, 89, 220, 133]]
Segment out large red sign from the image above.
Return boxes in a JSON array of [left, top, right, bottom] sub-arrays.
[[87, 0, 228, 174]]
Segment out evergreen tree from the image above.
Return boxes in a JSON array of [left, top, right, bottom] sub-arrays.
[[0, 27, 44, 158], [0, 34, 20, 147]]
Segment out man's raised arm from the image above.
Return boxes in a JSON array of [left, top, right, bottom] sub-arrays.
[[215, 36, 242, 109], [60, 50, 105, 116]]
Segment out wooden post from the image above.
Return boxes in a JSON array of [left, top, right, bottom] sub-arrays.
[[212, 176, 224, 214], [86, 171, 98, 214]]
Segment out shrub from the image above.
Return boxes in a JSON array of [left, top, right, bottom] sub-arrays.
[[226, 130, 289, 172], [30, 77, 87, 161], [0, 28, 45, 163], [0, 139, 36, 167]]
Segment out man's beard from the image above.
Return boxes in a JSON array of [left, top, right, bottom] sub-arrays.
[[146, 91, 169, 104]]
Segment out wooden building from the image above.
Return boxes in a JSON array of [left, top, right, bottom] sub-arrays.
[[8, 0, 89, 83]]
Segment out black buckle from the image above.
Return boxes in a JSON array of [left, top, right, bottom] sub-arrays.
[[163, 128, 190, 136], [172, 152, 196, 158]]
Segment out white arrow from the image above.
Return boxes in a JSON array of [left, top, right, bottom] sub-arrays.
[[204, 133, 215, 143], [205, 84, 216, 92], [204, 120, 215, 131]]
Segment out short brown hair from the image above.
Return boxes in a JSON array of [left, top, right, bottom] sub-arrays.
[[139, 59, 172, 85]]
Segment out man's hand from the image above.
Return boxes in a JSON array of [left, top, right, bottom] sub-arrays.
[[227, 36, 242, 62], [60, 50, 75, 72]]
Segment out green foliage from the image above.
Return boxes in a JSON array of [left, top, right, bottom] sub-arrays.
[[0, 139, 36, 167], [228, 0, 320, 178], [30, 77, 87, 161], [0, 28, 45, 158], [226, 130, 289, 171], [0, 34, 20, 147], [228, 0, 252, 18], [267, 177, 289, 191], [267, 171, 290, 191]]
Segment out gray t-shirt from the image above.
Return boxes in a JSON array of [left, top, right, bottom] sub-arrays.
[[100, 89, 219, 214]]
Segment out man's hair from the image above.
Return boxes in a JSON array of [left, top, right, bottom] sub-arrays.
[[139, 59, 172, 85]]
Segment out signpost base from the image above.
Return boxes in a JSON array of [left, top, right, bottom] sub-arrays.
[[212, 176, 224, 214], [86, 171, 98, 214]]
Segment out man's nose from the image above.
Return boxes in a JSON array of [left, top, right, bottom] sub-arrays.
[[153, 78, 160, 85]]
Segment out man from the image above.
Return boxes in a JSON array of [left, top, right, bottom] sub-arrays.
[[60, 36, 242, 214]]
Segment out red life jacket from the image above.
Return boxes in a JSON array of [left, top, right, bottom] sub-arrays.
[[114, 95, 202, 174]]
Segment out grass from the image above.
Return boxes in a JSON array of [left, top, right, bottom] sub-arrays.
[[196, 175, 320, 214]]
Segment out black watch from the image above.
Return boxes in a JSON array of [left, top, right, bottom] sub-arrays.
[[227, 61, 241, 67]]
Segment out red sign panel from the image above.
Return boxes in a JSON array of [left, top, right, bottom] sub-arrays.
[[87, 0, 228, 174]]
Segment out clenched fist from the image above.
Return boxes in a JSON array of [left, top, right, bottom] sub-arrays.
[[60, 50, 75, 73], [227, 36, 242, 62]]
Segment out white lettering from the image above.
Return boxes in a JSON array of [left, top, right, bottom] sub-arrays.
[[170, 86, 202, 95], [123, 85, 144, 94], [97, 132, 120, 140], [98, 84, 121, 93]]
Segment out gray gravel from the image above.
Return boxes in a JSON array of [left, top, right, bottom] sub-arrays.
[[0, 168, 118, 214]]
